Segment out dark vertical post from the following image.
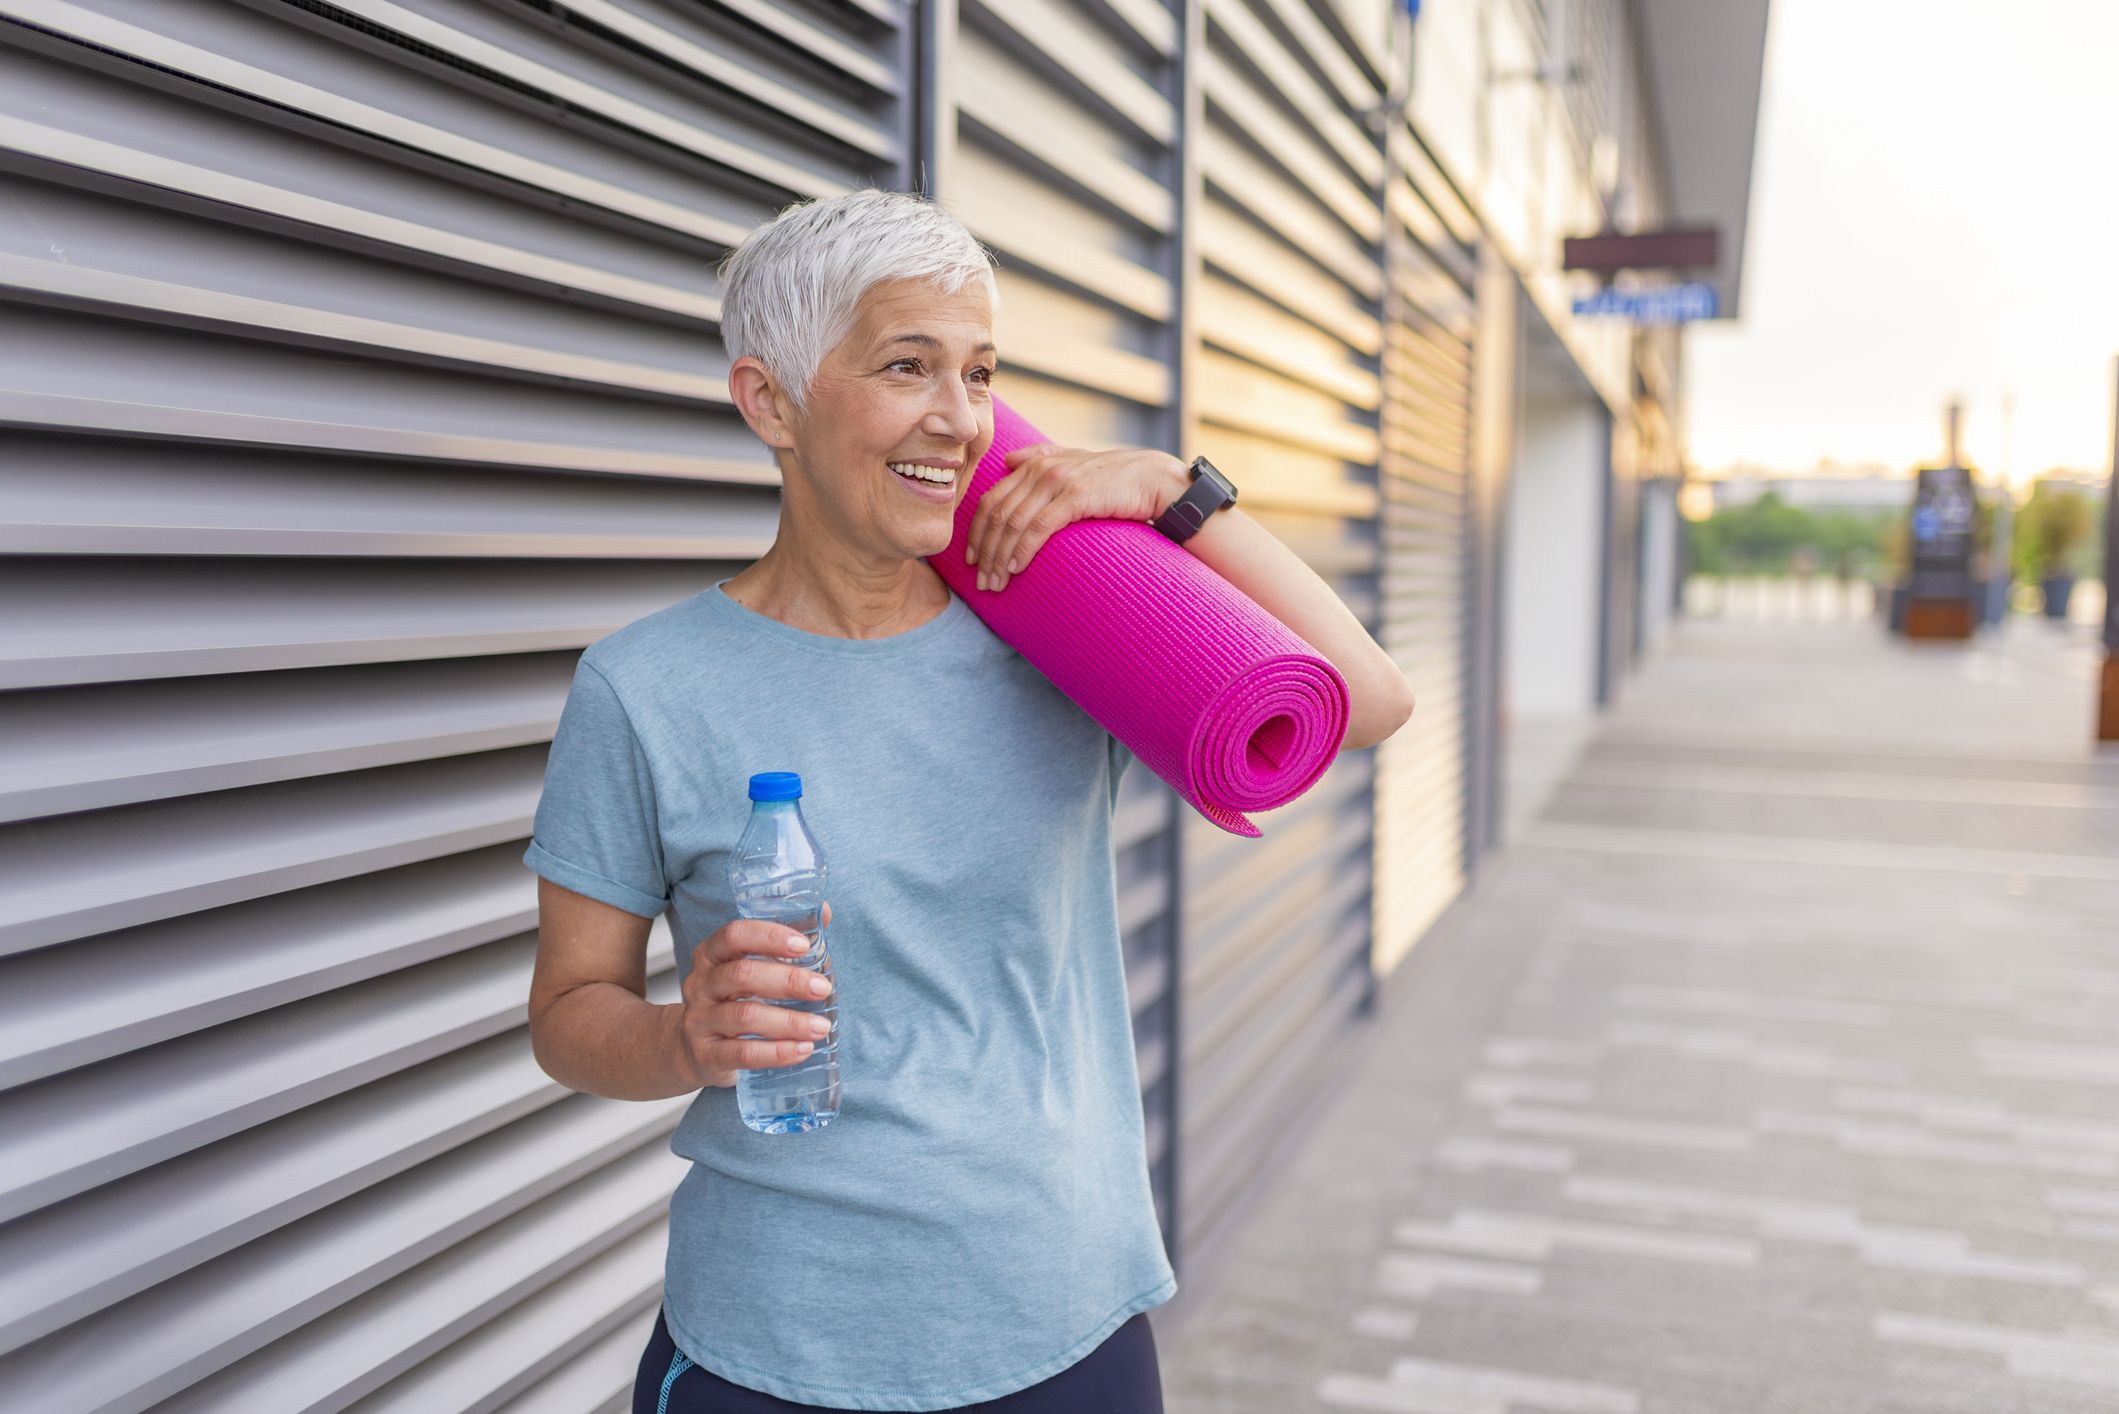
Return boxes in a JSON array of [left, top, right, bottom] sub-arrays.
[[910, 0, 958, 198], [2099, 358, 2119, 741], [1464, 247, 1516, 866], [1595, 407, 1616, 707], [1158, 0, 1205, 1282]]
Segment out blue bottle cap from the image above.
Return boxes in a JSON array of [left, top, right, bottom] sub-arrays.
[[748, 771, 803, 801]]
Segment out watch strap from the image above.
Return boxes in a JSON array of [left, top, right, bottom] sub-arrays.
[[1153, 456, 1236, 544]]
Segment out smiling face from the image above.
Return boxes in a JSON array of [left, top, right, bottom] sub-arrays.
[[759, 275, 999, 565]]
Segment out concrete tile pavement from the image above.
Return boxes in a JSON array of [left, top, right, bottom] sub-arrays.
[[1156, 615, 2119, 1414]]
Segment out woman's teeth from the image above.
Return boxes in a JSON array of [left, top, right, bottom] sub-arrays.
[[889, 462, 952, 485]]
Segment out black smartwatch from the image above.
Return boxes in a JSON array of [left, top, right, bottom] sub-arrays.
[[1152, 455, 1238, 545]]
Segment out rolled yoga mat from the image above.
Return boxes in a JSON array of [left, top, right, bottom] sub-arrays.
[[926, 395, 1350, 839]]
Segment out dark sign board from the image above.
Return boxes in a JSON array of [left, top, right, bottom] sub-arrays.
[[1562, 226, 1720, 274], [1909, 465, 1977, 599]]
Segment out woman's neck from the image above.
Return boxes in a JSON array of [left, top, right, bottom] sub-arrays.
[[722, 545, 951, 640]]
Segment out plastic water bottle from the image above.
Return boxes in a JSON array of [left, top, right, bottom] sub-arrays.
[[728, 771, 841, 1134]]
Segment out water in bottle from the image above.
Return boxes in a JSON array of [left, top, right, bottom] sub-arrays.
[[729, 771, 841, 1134]]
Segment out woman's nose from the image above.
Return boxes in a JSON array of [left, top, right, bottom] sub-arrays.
[[925, 381, 981, 442]]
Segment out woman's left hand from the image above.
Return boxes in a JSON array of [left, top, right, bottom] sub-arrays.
[[966, 444, 1185, 593]]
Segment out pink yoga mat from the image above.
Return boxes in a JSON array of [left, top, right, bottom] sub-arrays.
[[927, 396, 1350, 838]]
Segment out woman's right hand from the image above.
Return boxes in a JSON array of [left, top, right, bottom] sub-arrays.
[[674, 901, 836, 1089]]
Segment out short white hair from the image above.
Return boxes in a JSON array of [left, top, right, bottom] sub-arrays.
[[718, 187, 1000, 416]]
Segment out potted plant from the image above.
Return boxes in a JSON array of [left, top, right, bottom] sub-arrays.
[[2016, 486, 2095, 619]]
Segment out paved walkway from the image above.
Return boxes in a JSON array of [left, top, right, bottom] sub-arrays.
[[1159, 612, 2119, 1414]]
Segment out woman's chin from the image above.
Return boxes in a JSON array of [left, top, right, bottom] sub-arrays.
[[908, 521, 958, 557]]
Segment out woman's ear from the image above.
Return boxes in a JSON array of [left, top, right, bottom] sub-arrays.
[[729, 357, 796, 453]]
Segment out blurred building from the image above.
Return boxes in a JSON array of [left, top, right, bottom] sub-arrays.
[[1710, 472, 1914, 513], [0, 0, 1763, 1405]]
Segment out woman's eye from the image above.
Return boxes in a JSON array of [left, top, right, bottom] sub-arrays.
[[971, 366, 996, 384]]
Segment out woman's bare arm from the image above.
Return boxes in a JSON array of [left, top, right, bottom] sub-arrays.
[[528, 877, 837, 1100], [527, 876, 698, 1101]]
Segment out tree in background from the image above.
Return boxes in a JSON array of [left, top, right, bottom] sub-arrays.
[[1685, 492, 1896, 579], [2012, 483, 2102, 587]]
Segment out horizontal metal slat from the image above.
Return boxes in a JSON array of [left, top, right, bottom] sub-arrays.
[[0, 654, 564, 821], [955, 25, 1174, 235], [0, 444, 775, 563], [1195, 349, 1382, 463], [0, 558, 714, 689], [1205, 0, 1381, 189], [1389, 321, 1475, 387], [959, 102, 1172, 236], [0, 115, 721, 325], [0, 253, 726, 403], [1188, 431, 1378, 520], [1, 312, 751, 475], [341, 1230, 662, 1414], [0, 2, 759, 247], [1390, 249, 1476, 327], [1255, 0, 1376, 109], [517, 0, 899, 146], [1200, 274, 1380, 410], [1200, 126, 1381, 301], [0, 388, 752, 480], [160, 1176, 669, 1413], [1000, 318, 1173, 406], [1181, 962, 1369, 1254], [1393, 117, 1481, 245], [1180, 772, 1347, 896], [0, 844, 547, 1087], [965, 0, 1174, 146], [1184, 896, 1369, 1137], [0, 1029, 565, 1352], [1389, 177, 1475, 287], [1075, 0, 1179, 57], [1199, 202, 1380, 353], [488, 1302, 658, 1414], [284, 0, 872, 189], [0, 930, 575, 1221], [2, 1101, 688, 1412], [1183, 831, 1371, 1063], [958, 184, 1173, 323], [691, 0, 900, 88], [1202, 44, 1380, 243], [0, 747, 545, 954]]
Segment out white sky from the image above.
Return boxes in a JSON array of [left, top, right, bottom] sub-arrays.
[[1685, 0, 2119, 486]]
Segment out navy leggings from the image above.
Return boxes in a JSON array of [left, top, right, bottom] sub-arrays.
[[631, 1304, 1163, 1414]]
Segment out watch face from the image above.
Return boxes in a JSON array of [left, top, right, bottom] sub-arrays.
[[1194, 457, 1236, 501]]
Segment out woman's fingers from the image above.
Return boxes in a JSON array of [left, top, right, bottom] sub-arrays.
[[969, 472, 1027, 578], [711, 996, 829, 1040], [709, 954, 830, 1003], [679, 905, 834, 1086], [975, 478, 1063, 592]]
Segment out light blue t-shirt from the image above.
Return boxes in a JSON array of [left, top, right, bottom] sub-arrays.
[[522, 575, 1176, 1410]]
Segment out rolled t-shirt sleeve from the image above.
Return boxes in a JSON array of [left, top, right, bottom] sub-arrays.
[[523, 657, 671, 918]]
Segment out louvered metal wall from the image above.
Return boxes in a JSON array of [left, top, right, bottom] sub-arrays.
[[1374, 114, 1478, 977], [0, 0, 921, 1407], [0, 0, 1497, 1404], [920, 0, 1188, 1255], [1174, 0, 1394, 1264]]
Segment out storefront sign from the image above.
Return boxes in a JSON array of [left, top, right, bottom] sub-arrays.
[[1570, 282, 1720, 325]]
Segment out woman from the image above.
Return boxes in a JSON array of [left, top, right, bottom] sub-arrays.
[[524, 188, 1414, 1413]]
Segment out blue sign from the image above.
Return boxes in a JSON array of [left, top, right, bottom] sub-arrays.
[[1571, 281, 1719, 325]]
